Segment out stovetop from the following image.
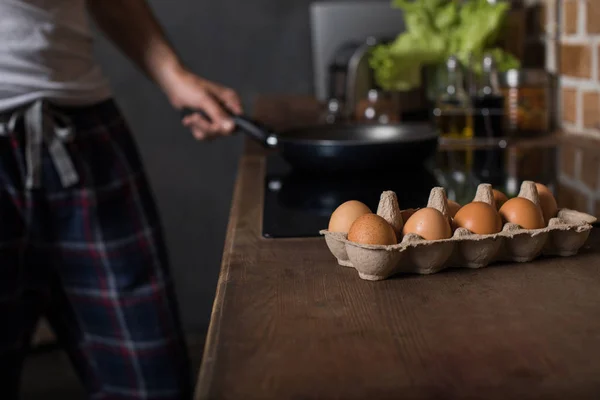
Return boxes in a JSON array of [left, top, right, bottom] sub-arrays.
[[262, 146, 557, 238]]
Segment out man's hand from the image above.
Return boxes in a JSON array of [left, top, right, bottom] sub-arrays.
[[87, 0, 243, 140], [165, 69, 242, 140]]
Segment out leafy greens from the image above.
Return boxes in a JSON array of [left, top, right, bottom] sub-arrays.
[[369, 0, 521, 91]]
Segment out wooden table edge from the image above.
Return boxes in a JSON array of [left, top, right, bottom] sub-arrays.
[[194, 152, 265, 399], [194, 157, 242, 399]]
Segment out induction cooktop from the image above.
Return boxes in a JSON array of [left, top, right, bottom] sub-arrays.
[[262, 154, 438, 238], [262, 142, 524, 238]]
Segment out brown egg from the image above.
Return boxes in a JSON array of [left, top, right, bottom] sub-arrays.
[[535, 183, 558, 224], [400, 208, 418, 222], [403, 208, 452, 241], [447, 200, 462, 218], [348, 214, 397, 245], [453, 202, 502, 235], [493, 189, 509, 209], [499, 197, 545, 230], [328, 200, 372, 233]]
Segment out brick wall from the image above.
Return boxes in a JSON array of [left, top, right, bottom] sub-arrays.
[[559, 0, 600, 137], [540, 0, 600, 218]]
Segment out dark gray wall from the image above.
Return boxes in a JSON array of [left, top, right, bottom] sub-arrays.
[[92, 0, 316, 333]]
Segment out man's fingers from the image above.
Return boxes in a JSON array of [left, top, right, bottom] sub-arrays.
[[198, 92, 235, 135], [192, 129, 206, 140], [175, 75, 243, 139], [216, 88, 243, 115], [203, 81, 243, 116], [182, 113, 212, 140], [182, 113, 211, 130]]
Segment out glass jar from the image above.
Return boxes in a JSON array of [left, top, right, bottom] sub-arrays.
[[500, 69, 550, 137], [355, 89, 400, 124], [432, 56, 474, 140]]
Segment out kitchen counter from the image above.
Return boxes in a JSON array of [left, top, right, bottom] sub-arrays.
[[194, 95, 600, 400]]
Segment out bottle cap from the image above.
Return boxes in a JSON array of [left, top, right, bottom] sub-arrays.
[[446, 55, 458, 71], [367, 89, 379, 102], [327, 98, 341, 113], [482, 53, 495, 72]]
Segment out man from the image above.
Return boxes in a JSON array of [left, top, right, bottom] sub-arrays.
[[0, 0, 242, 398]]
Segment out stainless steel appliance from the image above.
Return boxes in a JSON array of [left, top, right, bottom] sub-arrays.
[[309, 1, 405, 104], [325, 37, 384, 120]]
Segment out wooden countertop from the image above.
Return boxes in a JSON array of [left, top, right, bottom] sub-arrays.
[[195, 96, 600, 400]]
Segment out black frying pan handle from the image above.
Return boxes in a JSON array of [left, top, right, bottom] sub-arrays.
[[180, 107, 278, 148]]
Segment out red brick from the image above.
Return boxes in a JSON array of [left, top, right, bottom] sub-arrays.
[[583, 91, 600, 129], [598, 44, 600, 84], [564, 0, 579, 34], [562, 88, 578, 124], [561, 44, 592, 79], [587, 0, 600, 34]]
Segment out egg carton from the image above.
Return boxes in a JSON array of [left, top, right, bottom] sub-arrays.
[[320, 181, 597, 281]]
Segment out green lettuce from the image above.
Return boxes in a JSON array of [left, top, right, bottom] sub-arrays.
[[369, 0, 520, 91]]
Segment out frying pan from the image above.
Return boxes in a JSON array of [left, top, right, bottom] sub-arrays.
[[181, 108, 439, 173]]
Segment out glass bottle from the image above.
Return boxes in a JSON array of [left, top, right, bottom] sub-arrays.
[[500, 68, 550, 137], [433, 55, 473, 139], [472, 53, 505, 139], [466, 52, 478, 98], [472, 53, 506, 185]]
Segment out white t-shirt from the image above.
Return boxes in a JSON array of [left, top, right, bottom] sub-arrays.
[[0, 0, 112, 111]]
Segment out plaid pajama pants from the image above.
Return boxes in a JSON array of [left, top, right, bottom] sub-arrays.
[[0, 99, 192, 399]]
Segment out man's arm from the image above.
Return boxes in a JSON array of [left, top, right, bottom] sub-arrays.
[[86, 0, 242, 139]]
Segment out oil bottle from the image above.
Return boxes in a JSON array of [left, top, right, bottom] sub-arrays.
[[433, 55, 473, 139], [472, 53, 506, 185]]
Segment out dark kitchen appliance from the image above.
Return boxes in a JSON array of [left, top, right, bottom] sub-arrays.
[[263, 153, 438, 238], [262, 143, 559, 238]]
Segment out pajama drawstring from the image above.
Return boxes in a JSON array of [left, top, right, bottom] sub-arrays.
[[0, 99, 78, 189]]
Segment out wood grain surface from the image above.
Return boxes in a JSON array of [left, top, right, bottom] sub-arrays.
[[195, 142, 600, 400]]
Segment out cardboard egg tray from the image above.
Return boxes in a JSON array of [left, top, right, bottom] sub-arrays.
[[320, 181, 597, 281]]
